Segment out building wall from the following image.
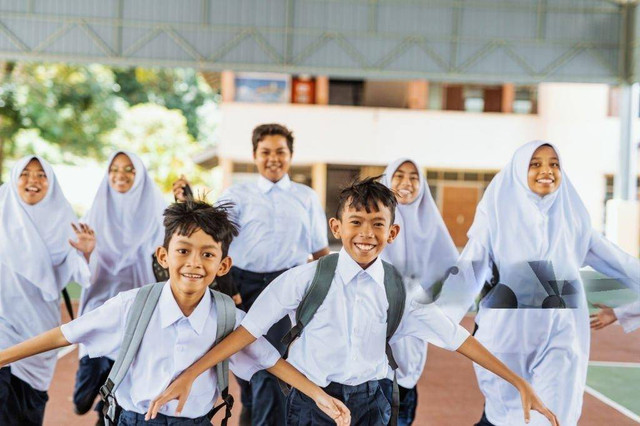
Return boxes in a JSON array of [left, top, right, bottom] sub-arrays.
[[218, 83, 628, 232]]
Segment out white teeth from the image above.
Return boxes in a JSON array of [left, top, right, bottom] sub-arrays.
[[182, 273, 203, 279], [537, 179, 553, 184], [354, 243, 375, 251], [398, 189, 412, 197]]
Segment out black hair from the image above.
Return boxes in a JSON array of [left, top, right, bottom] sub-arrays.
[[162, 200, 239, 258], [335, 176, 397, 223], [252, 123, 294, 154]]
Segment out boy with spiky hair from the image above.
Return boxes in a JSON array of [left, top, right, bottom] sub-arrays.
[[0, 201, 350, 426]]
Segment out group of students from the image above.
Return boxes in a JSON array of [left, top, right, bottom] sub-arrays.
[[0, 122, 637, 426]]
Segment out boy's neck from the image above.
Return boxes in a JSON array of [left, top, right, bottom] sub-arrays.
[[169, 282, 207, 317]]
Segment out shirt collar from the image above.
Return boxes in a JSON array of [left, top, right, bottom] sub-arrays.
[[257, 174, 292, 193], [158, 281, 212, 335], [337, 248, 385, 288]]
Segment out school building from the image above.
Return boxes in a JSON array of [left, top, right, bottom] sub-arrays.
[[195, 72, 640, 252]]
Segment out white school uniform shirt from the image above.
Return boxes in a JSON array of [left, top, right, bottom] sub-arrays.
[[436, 141, 640, 426], [77, 152, 165, 357], [381, 158, 459, 388], [241, 248, 470, 388], [61, 282, 280, 418], [218, 174, 328, 272], [614, 300, 640, 333], [0, 156, 90, 391]]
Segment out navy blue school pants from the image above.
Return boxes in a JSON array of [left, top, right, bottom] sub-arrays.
[[231, 266, 289, 425], [0, 366, 49, 426], [379, 378, 418, 426], [73, 355, 115, 415], [286, 380, 391, 426], [117, 409, 209, 425]]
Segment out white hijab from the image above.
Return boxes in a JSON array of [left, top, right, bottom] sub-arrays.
[[0, 156, 88, 301], [381, 158, 459, 290], [82, 151, 166, 275], [468, 140, 592, 307]]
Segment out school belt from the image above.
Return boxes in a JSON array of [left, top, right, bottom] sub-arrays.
[[323, 380, 381, 398], [231, 267, 288, 285]]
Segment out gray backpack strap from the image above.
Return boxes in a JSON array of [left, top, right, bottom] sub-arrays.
[[281, 253, 339, 348], [382, 260, 406, 426], [99, 282, 164, 424], [207, 289, 237, 426]]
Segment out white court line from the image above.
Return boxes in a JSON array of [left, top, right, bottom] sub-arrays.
[[57, 344, 77, 359], [584, 385, 640, 423], [589, 361, 640, 368]]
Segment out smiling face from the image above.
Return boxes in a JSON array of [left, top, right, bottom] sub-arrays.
[[527, 145, 562, 197], [156, 228, 232, 297], [17, 159, 49, 205], [253, 135, 292, 183], [329, 200, 399, 269], [391, 161, 421, 205], [108, 153, 136, 193]]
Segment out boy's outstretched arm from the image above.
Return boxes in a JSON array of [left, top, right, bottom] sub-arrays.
[[0, 327, 70, 367], [146, 326, 256, 419], [457, 336, 559, 426], [146, 326, 351, 425]]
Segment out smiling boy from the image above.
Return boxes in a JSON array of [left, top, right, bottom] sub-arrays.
[[0, 201, 349, 426], [173, 123, 329, 425], [147, 178, 558, 426]]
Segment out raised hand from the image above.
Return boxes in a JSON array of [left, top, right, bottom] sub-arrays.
[[69, 223, 95, 262], [172, 175, 190, 202], [590, 303, 617, 330], [517, 380, 559, 425]]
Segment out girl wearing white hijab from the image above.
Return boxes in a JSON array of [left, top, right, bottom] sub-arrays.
[[436, 141, 639, 426], [379, 158, 459, 425], [73, 151, 166, 419], [0, 156, 94, 425]]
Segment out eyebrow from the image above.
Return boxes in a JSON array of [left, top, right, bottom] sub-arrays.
[[174, 239, 219, 250], [530, 157, 559, 161]]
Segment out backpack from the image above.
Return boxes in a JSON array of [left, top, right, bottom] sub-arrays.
[[280, 253, 406, 426], [99, 282, 236, 426]]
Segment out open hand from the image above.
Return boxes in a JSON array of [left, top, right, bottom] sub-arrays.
[[69, 223, 95, 261], [518, 380, 559, 425], [172, 175, 190, 202], [314, 393, 351, 425], [145, 371, 195, 420], [590, 303, 617, 330]]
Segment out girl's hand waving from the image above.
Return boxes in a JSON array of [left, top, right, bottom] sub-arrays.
[[69, 223, 96, 262]]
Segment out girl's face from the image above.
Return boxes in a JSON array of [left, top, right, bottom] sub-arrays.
[[17, 159, 49, 205], [109, 153, 136, 193], [391, 161, 421, 205], [528, 145, 562, 197]]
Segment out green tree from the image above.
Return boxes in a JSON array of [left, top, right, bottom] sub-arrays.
[[0, 62, 121, 181], [113, 68, 217, 142]]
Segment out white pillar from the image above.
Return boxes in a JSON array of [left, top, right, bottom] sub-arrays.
[[615, 83, 638, 201]]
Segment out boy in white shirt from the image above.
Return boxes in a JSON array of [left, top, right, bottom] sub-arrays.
[[147, 178, 559, 426], [0, 201, 349, 426]]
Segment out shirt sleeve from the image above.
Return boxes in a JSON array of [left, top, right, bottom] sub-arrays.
[[60, 292, 127, 359], [308, 192, 329, 254], [583, 229, 640, 293], [240, 264, 314, 338], [435, 238, 493, 324], [229, 309, 281, 381], [392, 299, 470, 351], [613, 301, 640, 333], [216, 187, 241, 227], [55, 250, 91, 291]]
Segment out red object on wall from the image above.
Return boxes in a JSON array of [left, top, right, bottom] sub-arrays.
[[292, 77, 316, 104]]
